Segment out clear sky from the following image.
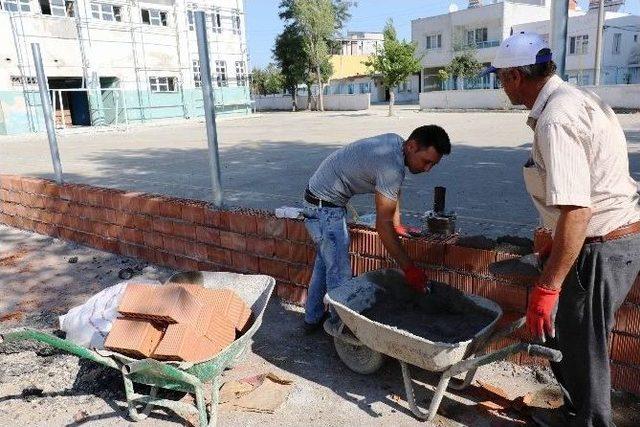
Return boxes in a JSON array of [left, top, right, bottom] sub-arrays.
[[245, 0, 640, 69]]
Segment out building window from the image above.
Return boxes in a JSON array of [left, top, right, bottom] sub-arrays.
[[10, 75, 38, 86], [232, 11, 241, 34], [235, 61, 246, 86], [1, 0, 30, 12], [149, 77, 177, 92], [91, 3, 121, 21], [569, 35, 589, 55], [212, 11, 221, 32], [398, 80, 412, 93], [187, 10, 194, 30], [359, 82, 370, 93], [215, 60, 227, 87], [192, 59, 201, 87], [467, 27, 488, 46], [426, 34, 442, 50], [613, 33, 622, 54], [141, 8, 167, 26], [38, 0, 74, 16]]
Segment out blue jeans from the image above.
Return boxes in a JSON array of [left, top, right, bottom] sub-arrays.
[[303, 204, 352, 324]]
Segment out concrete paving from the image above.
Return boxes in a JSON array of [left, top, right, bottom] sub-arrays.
[[2, 105, 639, 238]]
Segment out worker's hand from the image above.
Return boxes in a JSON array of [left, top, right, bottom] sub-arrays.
[[395, 224, 421, 238], [402, 264, 428, 293], [526, 284, 560, 343]]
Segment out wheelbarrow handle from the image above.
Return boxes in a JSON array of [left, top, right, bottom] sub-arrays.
[[526, 344, 563, 363]]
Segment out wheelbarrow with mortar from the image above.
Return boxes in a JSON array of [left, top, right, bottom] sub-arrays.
[[324, 268, 562, 422], [0, 271, 275, 427]]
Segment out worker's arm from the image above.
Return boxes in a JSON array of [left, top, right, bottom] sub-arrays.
[[393, 191, 402, 228], [376, 191, 412, 269], [527, 205, 591, 341], [538, 205, 591, 290]]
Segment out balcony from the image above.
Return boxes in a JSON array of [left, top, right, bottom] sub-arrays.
[[472, 40, 500, 49]]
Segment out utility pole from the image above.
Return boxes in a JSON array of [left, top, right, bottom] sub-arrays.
[[550, 0, 569, 80], [594, 0, 606, 85]]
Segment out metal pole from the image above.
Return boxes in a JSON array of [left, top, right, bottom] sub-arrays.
[[195, 11, 223, 208], [550, 0, 569, 81], [31, 43, 63, 184], [594, 0, 605, 85]]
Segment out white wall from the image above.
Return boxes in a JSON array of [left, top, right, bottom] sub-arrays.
[[419, 84, 640, 110], [254, 94, 370, 111]]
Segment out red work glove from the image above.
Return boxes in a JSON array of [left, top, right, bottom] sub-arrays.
[[402, 264, 428, 293], [526, 285, 560, 342], [395, 224, 421, 238]]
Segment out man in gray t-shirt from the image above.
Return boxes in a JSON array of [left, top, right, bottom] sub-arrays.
[[302, 125, 451, 333]]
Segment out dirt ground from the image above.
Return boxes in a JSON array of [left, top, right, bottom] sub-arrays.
[[1, 224, 639, 426]]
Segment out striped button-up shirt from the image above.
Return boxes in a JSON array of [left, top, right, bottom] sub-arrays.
[[526, 75, 640, 237]]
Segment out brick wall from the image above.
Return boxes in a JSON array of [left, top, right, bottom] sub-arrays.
[[1, 174, 639, 394]]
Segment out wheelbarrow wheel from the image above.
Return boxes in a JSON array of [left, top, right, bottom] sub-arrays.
[[333, 336, 385, 374]]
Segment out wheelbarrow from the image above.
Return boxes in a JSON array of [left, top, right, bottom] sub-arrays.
[[0, 271, 275, 427], [324, 269, 562, 422]]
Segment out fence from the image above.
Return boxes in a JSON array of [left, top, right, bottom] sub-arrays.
[[253, 93, 370, 112]]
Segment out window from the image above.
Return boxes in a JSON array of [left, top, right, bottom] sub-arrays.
[[426, 34, 442, 50], [232, 11, 241, 34], [192, 59, 201, 87], [10, 75, 37, 86], [212, 11, 221, 32], [398, 80, 412, 93], [141, 8, 167, 26], [215, 60, 227, 87], [235, 61, 246, 86], [359, 82, 370, 93], [613, 33, 622, 54], [149, 77, 177, 92], [467, 27, 487, 46], [569, 35, 589, 55], [91, 3, 121, 21], [38, 0, 74, 16], [187, 10, 194, 30], [1, 0, 31, 12]]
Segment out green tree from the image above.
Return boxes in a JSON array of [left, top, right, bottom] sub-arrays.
[[364, 19, 422, 116], [293, 0, 336, 112], [273, 24, 308, 110], [441, 48, 482, 90], [250, 65, 283, 96]]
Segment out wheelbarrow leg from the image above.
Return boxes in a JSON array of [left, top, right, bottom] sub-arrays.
[[121, 367, 158, 422], [207, 376, 220, 427], [194, 384, 208, 427], [400, 361, 450, 422]]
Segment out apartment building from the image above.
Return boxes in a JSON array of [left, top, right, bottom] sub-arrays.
[[0, 0, 250, 135], [333, 31, 383, 56]]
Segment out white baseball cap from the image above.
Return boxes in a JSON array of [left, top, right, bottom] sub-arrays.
[[480, 32, 552, 76]]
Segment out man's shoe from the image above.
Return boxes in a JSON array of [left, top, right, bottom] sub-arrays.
[[303, 312, 328, 335], [531, 407, 575, 427]]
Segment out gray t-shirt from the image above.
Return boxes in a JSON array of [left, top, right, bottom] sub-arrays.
[[308, 133, 406, 206]]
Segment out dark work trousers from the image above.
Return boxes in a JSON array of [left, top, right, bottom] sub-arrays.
[[547, 234, 640, 427]]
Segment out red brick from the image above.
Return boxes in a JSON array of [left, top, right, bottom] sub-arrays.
[[0, 188, 9, 201], [19, 177, 45, 194], [611, 362, 640, 395], [198, 261, 224, 272], [105, 224, 124, 239], [138, 195, 163, 216], [276, 282, 307, 306], [182, 202, 206, 224], [231, 252, 260, 273], [626, 275, 640, 305], [246, 236, 276, 257], [142, 231, 163, 248], [207, 246, 232, 266], [306, 245, 317, 264], [286, 219, 308, 243], [52, 199, 70, 214], [153, 218, 174, 235], [85, 206, 107, 222], [174, 256, 199, 271], [101, 188, 125, 210], [119, 242, 142, 258], [611, 333, 640, 366], [159, 198, 183, 219], [256, 216, 286, 239], [122, 227, 144, 245], [444, 245, 497, 275], [89, 221, 111, 237], [195, 226, 220, 245], [84, 189, 104, 207], [289, 264, 312, 285], [275, 239, 290, 260], [0, 175, 23, 191], [119, 191, 144, 213], [229, 213, 257, 235], [163, 237, 186, 255], [116, 211, 136, 227], [614, 303, 640, 336], [424, 267, 449, 284], [219, 210, 232, 230], [259, 258, 289, 281], [190, 242, 208, 260], [173, 222, 196, 240], [473, 278, 528, 313], [58, 184, 74, 201], [448, 272, 473, 294], [95, 237, 120, 254], [220, 231, 246, 252], [133, 214, 153, 231], [5, 190, 21, 204], [34, 221, 56, 236], [157, 251, 177, 268], [203, 209, 221, 228]]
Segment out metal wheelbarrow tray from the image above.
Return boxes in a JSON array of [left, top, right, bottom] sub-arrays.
[[325, 269, 562, 422], [0, 271, 275, 427]]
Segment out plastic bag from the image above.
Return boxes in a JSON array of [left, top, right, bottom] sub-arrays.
[[59, 280, 160, 349]]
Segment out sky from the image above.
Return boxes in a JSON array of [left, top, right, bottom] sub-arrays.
[[245, 0, 640, 69]]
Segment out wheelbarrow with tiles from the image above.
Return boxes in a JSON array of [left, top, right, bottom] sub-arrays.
[[324, 268, 562, 422], [0, 271, 275, 426]]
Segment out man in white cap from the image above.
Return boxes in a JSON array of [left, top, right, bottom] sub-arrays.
[[485, 32, 640, 426]]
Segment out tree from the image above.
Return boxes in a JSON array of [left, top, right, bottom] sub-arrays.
[[293, 0, 336, 112], [441, 48, 482, 90], [364, 19, 422, 116], [273, 24, 308, 110], [250, 64, 283, 96]]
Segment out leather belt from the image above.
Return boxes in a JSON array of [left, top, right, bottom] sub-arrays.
[[584, 220, 640, 244], [304, 188, 342, 208]]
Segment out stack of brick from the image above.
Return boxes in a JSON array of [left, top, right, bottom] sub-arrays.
[[104, 283, 252, 361], [1, 174, 639, 394]]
